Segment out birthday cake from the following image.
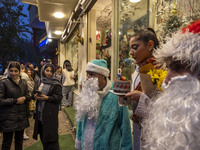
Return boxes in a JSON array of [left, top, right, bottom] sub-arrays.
[[113, 77, 131, 93]]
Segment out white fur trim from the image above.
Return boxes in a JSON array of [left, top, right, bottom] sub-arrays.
[[86, 62, 110, 77], [75, 138, 81, 150], [154, 31, 200, 75]]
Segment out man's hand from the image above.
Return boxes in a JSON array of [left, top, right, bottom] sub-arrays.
[[17, 96, 26, 104], [125, 90, 142, 101]]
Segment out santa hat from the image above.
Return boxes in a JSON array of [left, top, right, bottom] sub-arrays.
[[86, 59, 110, 77], [154, 20, 200, 74]]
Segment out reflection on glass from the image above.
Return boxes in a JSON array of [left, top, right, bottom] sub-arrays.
[[119, 0, 148, 80], [95, 1, 112, 77], [67, 32, 79, 89]]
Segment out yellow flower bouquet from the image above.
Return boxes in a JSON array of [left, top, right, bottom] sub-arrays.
[[138, 63, 167, 98], [147, 69, 168, 91]]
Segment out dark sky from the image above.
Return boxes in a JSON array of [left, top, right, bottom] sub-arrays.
[[20, 2, 32, 41]]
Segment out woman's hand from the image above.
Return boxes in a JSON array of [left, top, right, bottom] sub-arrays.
[[125, 90, 142, 101], [34, 93, 38, 100], [17, 96, 26, 104], [70, 75, 75, 79], [36, 94, 49, 101]]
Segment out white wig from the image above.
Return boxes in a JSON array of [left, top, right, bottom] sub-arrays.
[[154, 31, 200, 75], [142, 75, 200, 149]]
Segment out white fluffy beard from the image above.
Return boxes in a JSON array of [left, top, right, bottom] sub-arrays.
[[142, 74, 200, 150], [74, 77, 100, 123]]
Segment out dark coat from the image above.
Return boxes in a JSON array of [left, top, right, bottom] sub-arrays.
[[0, 77, 30, 132], [33, 80, 62, 142]]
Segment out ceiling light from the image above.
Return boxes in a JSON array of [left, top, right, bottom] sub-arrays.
[[48, 38, 52, 42], [54, 30, 62, 35], [129, 0, 141, 3], [53, 12, 64, 18]]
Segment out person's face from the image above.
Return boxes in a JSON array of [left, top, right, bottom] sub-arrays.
[[86, 71, 106, 90], [29, 64, 34, 69], [40, 61, 44, 66], [44, 67, 53, 78], [129, 37, 151, 66], [164, 59, 187, 84], [27, 70, 32, 77], [9, 67, 20, 79], [58, 68, 62, 73], [35, 66, 39, 71]]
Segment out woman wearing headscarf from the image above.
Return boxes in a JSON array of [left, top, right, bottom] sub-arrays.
[[0, 61, 30, 150], [32, 63, 62, 150]]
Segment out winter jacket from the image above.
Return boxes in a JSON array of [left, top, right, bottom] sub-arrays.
[[0, 77, 30, 132], [33, 80, 62, 142]]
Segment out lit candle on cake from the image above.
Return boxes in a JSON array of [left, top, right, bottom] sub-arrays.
[[117, 68, 122, 79]]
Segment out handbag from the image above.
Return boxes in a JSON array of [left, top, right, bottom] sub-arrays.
[[29, 99, 36, 111]]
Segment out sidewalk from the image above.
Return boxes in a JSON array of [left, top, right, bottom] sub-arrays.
[[63, 106, 76, 133], [0, 110, 75, 150]]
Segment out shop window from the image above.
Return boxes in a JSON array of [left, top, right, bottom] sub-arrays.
[[94, 0, 112, 76], [119, 0, 148, 80], [66, 32, 79, 89]]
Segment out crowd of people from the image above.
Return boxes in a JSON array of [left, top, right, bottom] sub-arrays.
[[0, 59, 75, 150], [0, 19, 200, 150]]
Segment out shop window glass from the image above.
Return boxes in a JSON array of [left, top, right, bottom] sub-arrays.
[[94, 0, 112, 76], [150, 0, 200, 42], [66, 32, 79, 89], [119, 0, 148, 80]]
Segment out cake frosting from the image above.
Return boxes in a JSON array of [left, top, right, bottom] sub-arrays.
[[113, 79, 131, 93]]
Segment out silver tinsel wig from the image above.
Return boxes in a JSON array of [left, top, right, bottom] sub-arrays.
[[154, 20, 200, 75], [142, 74, 200, 150]]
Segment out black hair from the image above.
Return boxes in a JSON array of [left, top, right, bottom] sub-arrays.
[[46, 59, 52, 64], [133, 28, 159, 49], [63, 60, 69, 68], [8, 61, 21, 72], [63, 60, 73, 71], [57, 66, 62, 70], [26, 62, 32, 69]]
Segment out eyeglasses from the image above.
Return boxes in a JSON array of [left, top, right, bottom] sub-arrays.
[[87, 71, 97, 77]]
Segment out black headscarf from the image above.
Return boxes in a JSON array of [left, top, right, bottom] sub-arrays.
[[38, 63, 61, 122], [40, 63, 61, 86]]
